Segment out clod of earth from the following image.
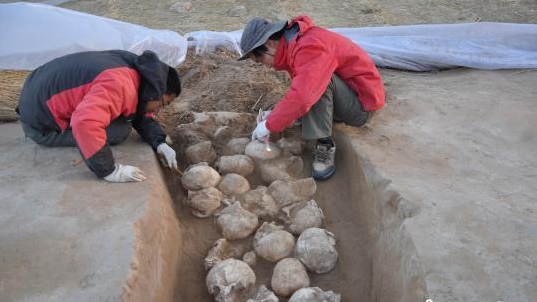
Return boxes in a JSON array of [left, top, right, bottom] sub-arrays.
[[216, 155, 255, 177], [186, 187, 223, 218], [227, 4, 247, 17], [288, 287, 341, 302], [181, 162, 221, 191], [268, 178, 317, 209], [217, 173, 251, 197], [238, 186, 278, 221], [242, 251, 257, 268], [253, 222, 295, 262], [185, 141, 217, 165], [216, 201, 259, 240], [271, 258, 310, 297], [246, 285, 279, 302], [280, 200, 325, 235], [222, 137, 251, 155], [169, 1, 191, 13], [204, 238, 250, 270], [296, 228, 338, 274], [206, 258, 256, 302]]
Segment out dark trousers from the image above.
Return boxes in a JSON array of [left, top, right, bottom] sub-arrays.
[[21, 117, 132, 148], [301, 74, 372, 140]]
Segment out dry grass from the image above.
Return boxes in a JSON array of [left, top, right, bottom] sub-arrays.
[[0, 70, 28, 122]]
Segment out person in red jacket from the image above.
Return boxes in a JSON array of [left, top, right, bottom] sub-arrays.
[[240, 16, 385, 180], [17, 50, 181, 182]]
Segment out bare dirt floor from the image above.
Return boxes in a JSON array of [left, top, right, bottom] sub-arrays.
[[1, 1, 536, 302]]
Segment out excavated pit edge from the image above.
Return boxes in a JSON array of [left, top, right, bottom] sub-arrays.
[[334, 128, 428, 302]]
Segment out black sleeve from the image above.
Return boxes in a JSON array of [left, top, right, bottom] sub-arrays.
[[132, 115, 167, 151], [81, 144, 116, 178]]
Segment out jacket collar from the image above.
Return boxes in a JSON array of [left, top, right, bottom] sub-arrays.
[[273, 15, 315, 71]]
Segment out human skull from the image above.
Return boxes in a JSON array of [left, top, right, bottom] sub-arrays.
[[268, 178, 317, 209], [239, 186, 278, 221], [295, 228, 338, 274], [186, 187, 223, 218], [218, 173, 251, 197], [181, 162, 221, 191], [206, 259, 256, 302], [213, 126, 233, 146], [258, 156, 303, 184], [253, 222, 295, 262], [277, 137, 305, 156], [271, 258, 310, 297], [242, 251, 257, 267], [216, 155, 255, 177], [216, 202, 259, 240], [222, 137, 251, 155], [245, 141, 281, 160], [280, 200, 324, 235], [246, 285, 279, 302], [185, 141, 217, 165], [288, 287, 341, 302], [204, 238, 251, 270]]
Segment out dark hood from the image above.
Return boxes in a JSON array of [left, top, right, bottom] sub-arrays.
[[134, 50, 169, 113]]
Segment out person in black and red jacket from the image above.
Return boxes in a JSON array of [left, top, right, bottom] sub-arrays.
[[16, 50, 181, 183]]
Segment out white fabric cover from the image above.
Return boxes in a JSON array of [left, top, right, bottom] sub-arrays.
[[0, 2, 187, 70]]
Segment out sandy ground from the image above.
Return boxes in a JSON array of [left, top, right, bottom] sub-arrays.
[[0, 1, 536, 302], [351, 68, 537, 301], [0, 124, 181, 302], [56, 0, 537, 32]]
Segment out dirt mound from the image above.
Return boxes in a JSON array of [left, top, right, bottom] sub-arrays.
[[157, 48, 289, 134]]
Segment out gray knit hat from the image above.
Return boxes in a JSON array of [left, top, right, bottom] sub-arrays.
[[238, 17, 287, 61]]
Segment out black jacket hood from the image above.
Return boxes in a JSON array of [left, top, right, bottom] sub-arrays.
[[134, 50, 169, 112]]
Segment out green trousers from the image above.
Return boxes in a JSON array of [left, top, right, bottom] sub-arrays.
[[301, 74, 372, 140]]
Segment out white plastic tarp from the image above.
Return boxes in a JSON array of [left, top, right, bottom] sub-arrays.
[[0, 2, 187, 70], [1, 2, 536, 71], [187, 23, 537, 71]]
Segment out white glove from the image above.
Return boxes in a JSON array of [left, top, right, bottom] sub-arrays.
[[157, 143, 178, 170], [252, 120, 270, 141], [259, 110, 271, 122], [104, 164, 146, 183]]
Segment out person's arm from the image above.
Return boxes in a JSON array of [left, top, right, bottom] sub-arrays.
[[133, 113, 177, 169], [266, 40, 337, 133], [132, 112, 166, 150], [71, 68, 145, 181]]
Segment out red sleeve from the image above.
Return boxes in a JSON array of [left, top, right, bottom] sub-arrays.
[[71, 68, 138, 159], [266, 41, 337, 133]]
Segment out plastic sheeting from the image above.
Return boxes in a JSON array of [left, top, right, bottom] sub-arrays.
[[1, 2, 536, 71], [187, 23, 537, 71], [0, 2, 187, 70]]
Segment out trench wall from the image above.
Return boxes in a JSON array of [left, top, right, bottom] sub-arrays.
[[120, 158, 182, 302], [335, 128, 427, 302]]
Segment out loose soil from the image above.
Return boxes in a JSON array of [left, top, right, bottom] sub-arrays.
[[157, 48, 288, 135]]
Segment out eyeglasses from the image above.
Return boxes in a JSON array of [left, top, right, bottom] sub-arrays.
[[250, 49, 274, 63]]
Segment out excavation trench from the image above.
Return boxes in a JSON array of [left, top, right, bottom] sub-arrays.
[[160, 125, 426, 302], [152, 50, 426, 301]]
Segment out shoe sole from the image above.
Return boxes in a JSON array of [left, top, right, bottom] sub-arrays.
[[312, 165, 335, 180]]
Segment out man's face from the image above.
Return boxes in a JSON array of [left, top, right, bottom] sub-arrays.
[[145, 93, 177, 113], [249, 40, 279, 68]]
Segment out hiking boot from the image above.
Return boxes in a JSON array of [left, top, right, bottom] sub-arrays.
[[312, 139, 336, 180]]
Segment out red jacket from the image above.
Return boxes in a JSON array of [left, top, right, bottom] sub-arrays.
[[266, 16, 385, 133], [18, 50, 170, 177]]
